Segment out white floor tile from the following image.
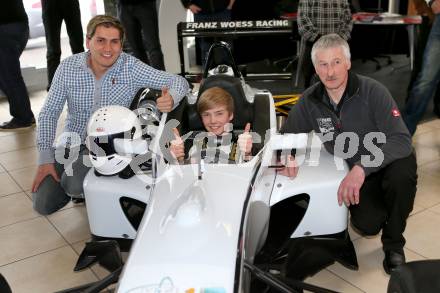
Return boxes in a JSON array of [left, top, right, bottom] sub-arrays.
[[418, 159, 440, 179], [420, 119, 440, 129], [47, 206, 91, 244], [8, 165, 38, 191], [404, 209, 440, 259], [0, 217, 66, 266], [0, 192, 39, 228], [0, 147, 38, 171], [306, 269, 364, 293], [327, 237, 425, 293], [0, 131, 36, 153], [0, 246, 97, 293], [429, 203, 440, 215], [410, 203, 425, 216], [414, 173, 440, 208], [413, 143, 440, 167], [413, 122, 436, 136], [0, 172, 21, 197], [412, 128, 440, 148]]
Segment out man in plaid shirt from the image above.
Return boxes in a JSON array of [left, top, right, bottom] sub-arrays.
[[298, 0, 353, 88], [31, 15, 189, 215]]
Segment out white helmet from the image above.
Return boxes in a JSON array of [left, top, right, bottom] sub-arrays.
[[86, 105, 142, 176]]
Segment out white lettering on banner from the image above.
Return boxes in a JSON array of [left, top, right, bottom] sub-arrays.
[[219, 21, 254, 28], [255, 20, 288, 27], [186, 20, 290, 30], [186, 22, 218, 29]]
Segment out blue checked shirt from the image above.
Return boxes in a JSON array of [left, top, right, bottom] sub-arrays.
[[298, 0, 353, 42], [37, 51, 189, 165]]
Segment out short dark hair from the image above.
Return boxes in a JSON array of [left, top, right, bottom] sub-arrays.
[[86, 15, 125, 43]]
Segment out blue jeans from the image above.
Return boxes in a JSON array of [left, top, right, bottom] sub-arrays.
[[404, 15, 440, 135], [0, 21, 34, 124], [194, 9, 232, 66], [32, 146, 91, 215]]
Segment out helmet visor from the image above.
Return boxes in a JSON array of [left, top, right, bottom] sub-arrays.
[[86, 130, 134, 157]]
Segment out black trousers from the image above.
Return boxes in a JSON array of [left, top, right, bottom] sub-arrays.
[[350, 152, 417, 251], [300, 40, 315, 89], [0, 22, 34, 124], [42, 0, 84, 88], [118, 0, 165, 70]]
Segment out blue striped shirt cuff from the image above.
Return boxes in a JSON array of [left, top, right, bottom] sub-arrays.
[[38, 149, 55, 165]]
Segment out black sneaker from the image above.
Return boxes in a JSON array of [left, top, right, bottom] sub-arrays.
[[0, 118, 36, 131], [383, 249, 406, 274]]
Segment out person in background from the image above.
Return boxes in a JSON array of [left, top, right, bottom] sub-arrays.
[[279, 34, 417, 274], [0, 0, 35, 130], [117, 0, 165, 70], [297, 0, 353, 88], [32, 15, 189, 215], [404, 0, 440, 134], [42, 0, 85, 91], [180, 0, 235, 66]]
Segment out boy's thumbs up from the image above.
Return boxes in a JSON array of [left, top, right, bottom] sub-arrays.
[[172, 127, 181, 141], [238, 122, 253, 156], [170, 127, 184, 162]]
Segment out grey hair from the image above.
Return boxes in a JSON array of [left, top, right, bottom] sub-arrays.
[[311, 33, 351, 66]]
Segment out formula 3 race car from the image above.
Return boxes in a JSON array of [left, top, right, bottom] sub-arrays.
[[59, 42, 358, 293]]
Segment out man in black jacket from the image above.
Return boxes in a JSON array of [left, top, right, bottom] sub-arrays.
[[180, 0, 235, 66], [0, 0, 35, 130], [280, 33, 417, 275]]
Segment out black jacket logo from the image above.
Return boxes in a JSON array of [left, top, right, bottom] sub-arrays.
[[317, 117, 334, 133]]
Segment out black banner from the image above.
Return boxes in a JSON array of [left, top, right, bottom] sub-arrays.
[[183, 19, 291, 31]]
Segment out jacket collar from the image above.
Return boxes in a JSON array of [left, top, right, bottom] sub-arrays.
[[310, 70, 360, 104]]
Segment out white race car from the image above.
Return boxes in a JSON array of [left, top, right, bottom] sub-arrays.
[[63, 42, 358, 293]]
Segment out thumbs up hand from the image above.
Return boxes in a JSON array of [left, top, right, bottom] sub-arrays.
[[170, 128, 185, 162], [238, 123, 253, 156], [157, 87, 174, 113]]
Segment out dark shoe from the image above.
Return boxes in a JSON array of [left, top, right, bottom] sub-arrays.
[[72, 198, 85, 204], [383, 249, 406, 274], [0, 118, 35, 131]]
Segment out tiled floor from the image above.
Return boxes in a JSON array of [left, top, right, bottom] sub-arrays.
[[1, 90, 440, 293]]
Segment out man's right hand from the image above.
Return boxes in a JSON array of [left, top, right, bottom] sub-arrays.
[[337, 165, 365, 207], [31, 163, 60, 192]]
